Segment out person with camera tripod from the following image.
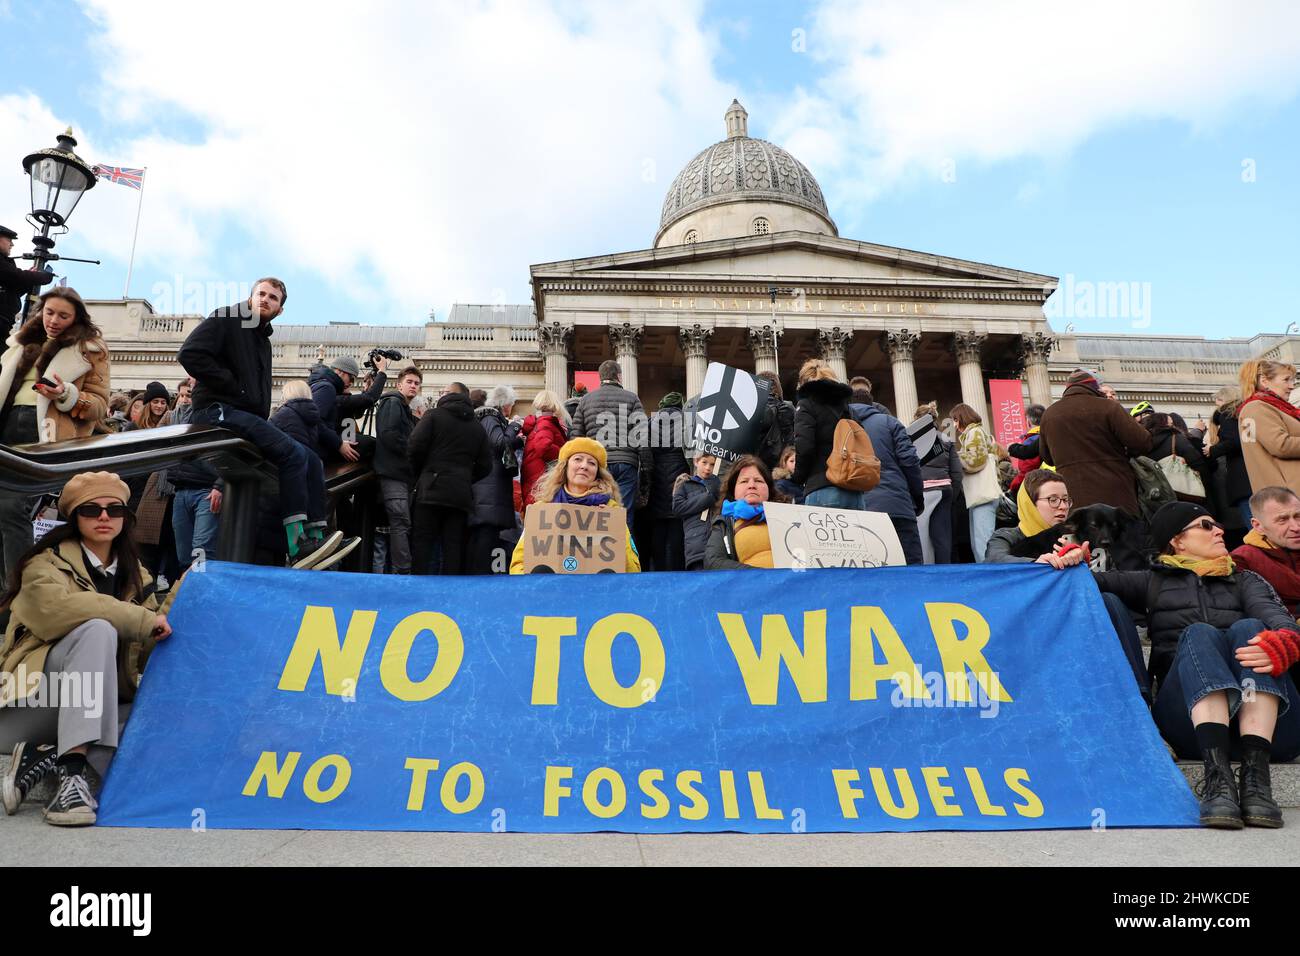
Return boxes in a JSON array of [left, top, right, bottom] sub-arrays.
[[308, 350, 392, 462]]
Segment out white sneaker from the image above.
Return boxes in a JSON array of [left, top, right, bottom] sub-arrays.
[[310, 536, 362, 571], [290, 530, 345, 570]]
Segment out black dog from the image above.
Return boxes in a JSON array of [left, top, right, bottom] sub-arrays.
[[1009, 503, 1149, 571]]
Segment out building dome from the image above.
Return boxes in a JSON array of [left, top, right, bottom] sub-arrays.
[[656, 100, 837, 247]]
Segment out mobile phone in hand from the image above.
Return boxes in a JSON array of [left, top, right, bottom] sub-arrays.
[[33, 376, 57, 390]]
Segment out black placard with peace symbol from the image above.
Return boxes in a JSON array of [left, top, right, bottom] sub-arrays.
[[689, 362, 774, 461]]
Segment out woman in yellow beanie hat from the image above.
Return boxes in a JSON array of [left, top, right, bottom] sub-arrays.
[[0, 470, 175, 827], [509, 438, 640, 573]]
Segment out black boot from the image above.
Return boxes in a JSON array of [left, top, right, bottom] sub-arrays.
[[1238, 748, 1284, 829], [1195, 746, 1243, 829]]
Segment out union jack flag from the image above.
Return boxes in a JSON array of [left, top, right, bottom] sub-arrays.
[[93, 165, 145, 190]]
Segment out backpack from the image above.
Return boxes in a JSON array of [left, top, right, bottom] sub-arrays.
[[1131, 455, 1176, 522], [825, 417, 881, 492], [758, 400, 793, 468]]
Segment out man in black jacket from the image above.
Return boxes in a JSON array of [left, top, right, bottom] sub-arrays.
[[570, 360, 653, 524], [308, 354, 389, 461], [406, 381, 493, 574], [178, 278, 336, 565], [646, 393, 689, 571], [373, 365, 422, 574], [0, 225, 52, 338]]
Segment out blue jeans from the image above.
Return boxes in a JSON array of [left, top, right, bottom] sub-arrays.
[[967, 499, 998, 562], [173, 487, 221, 570], [1153, 618, 1300, 761], [195, 403, 308, 524], [609, 462, 639, 517], [294, 441, 328, 523], [804, 486, 866, 510]]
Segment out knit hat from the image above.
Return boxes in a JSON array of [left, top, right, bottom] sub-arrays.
[[659, 391, 685, 409], [1066, 368, 1102, 394], [141, 381, 169, 405], [1149, 501, 1213, 554], [58, 471, 131, 518], [556, 437, 607, 471], [330, 356, 361, 379]]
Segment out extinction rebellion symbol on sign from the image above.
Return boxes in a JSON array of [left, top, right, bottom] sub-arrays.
[[691, 362, 773, 461]]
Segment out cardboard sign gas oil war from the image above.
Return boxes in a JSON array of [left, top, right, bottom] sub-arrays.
[[764, 501, 905, 569], [522, 503, 627, 574]]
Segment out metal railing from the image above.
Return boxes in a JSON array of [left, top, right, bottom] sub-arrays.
[[0, 425, 377, 568]]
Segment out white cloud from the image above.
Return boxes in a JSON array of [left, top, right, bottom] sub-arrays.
[[4, 0, 736, 322], [770, 0, 1300, 205]]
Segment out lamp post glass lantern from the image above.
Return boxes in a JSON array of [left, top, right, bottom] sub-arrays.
[[21, 127, 96, 274], [23, 128, 95, 228]]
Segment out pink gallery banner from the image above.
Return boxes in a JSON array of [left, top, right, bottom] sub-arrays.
[[988, 380, 1027, 447]]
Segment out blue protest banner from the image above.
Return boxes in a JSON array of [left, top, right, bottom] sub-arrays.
[[96, 562, 1199, 832]]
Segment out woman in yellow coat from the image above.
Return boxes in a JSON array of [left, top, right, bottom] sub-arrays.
[[510, 437, 640, 573]]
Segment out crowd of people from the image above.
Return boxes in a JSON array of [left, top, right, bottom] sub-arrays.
[[4, 278, 1300, 832]]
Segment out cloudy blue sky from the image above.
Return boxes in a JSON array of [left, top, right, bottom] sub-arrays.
[[2, 0, 1298, 339]]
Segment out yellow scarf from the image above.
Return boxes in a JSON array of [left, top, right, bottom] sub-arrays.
[[1243, 528, 1275, 551], [1016, 482, 1054, 539], [1158, 554, 1235, 577]]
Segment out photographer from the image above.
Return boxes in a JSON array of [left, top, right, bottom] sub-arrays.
[[308, 350, 394, 462]]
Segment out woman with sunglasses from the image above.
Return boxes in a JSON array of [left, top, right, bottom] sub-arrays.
[[0, 471, 174, 827], [1047, 500, 1300, 829]]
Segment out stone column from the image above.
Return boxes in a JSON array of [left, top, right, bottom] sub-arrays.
[[747, 324, 781, 378], [679, 324, 713, 400], [884, 329, 920, 419], [1020, 332, 1057, 407], [952, 331, 989, 423], [816, 326, 854, 382], [538, 321, 573, 399], [608, 323, 644, 397]]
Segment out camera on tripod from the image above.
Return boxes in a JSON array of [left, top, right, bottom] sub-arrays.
[[365, 347, 403, 371]]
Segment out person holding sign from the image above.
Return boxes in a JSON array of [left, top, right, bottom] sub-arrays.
[[705, 455, 786, 570], [0, 472, 176, 827], [509, 438, 640, 574]]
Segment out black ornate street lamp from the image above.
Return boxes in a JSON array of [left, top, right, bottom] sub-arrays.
[[22, 127, 97, 272]]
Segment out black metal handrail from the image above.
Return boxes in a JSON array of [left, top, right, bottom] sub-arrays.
[[0, 425, 377, 566], [0, 425, 274, 491]]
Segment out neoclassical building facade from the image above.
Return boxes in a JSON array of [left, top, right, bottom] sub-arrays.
[[88, 100, 1293, 424]]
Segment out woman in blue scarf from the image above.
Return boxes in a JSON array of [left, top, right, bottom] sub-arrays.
[[509, 437, 641, 573], [705, 455, 786, 570]]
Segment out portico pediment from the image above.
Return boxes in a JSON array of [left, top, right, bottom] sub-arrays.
[[531, 230, 1057, 293]]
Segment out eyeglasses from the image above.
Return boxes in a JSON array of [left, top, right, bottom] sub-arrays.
[[1038, 495, 1072, 508], [1181, 518, 1223, 534], [73, 503, 129, 520]]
